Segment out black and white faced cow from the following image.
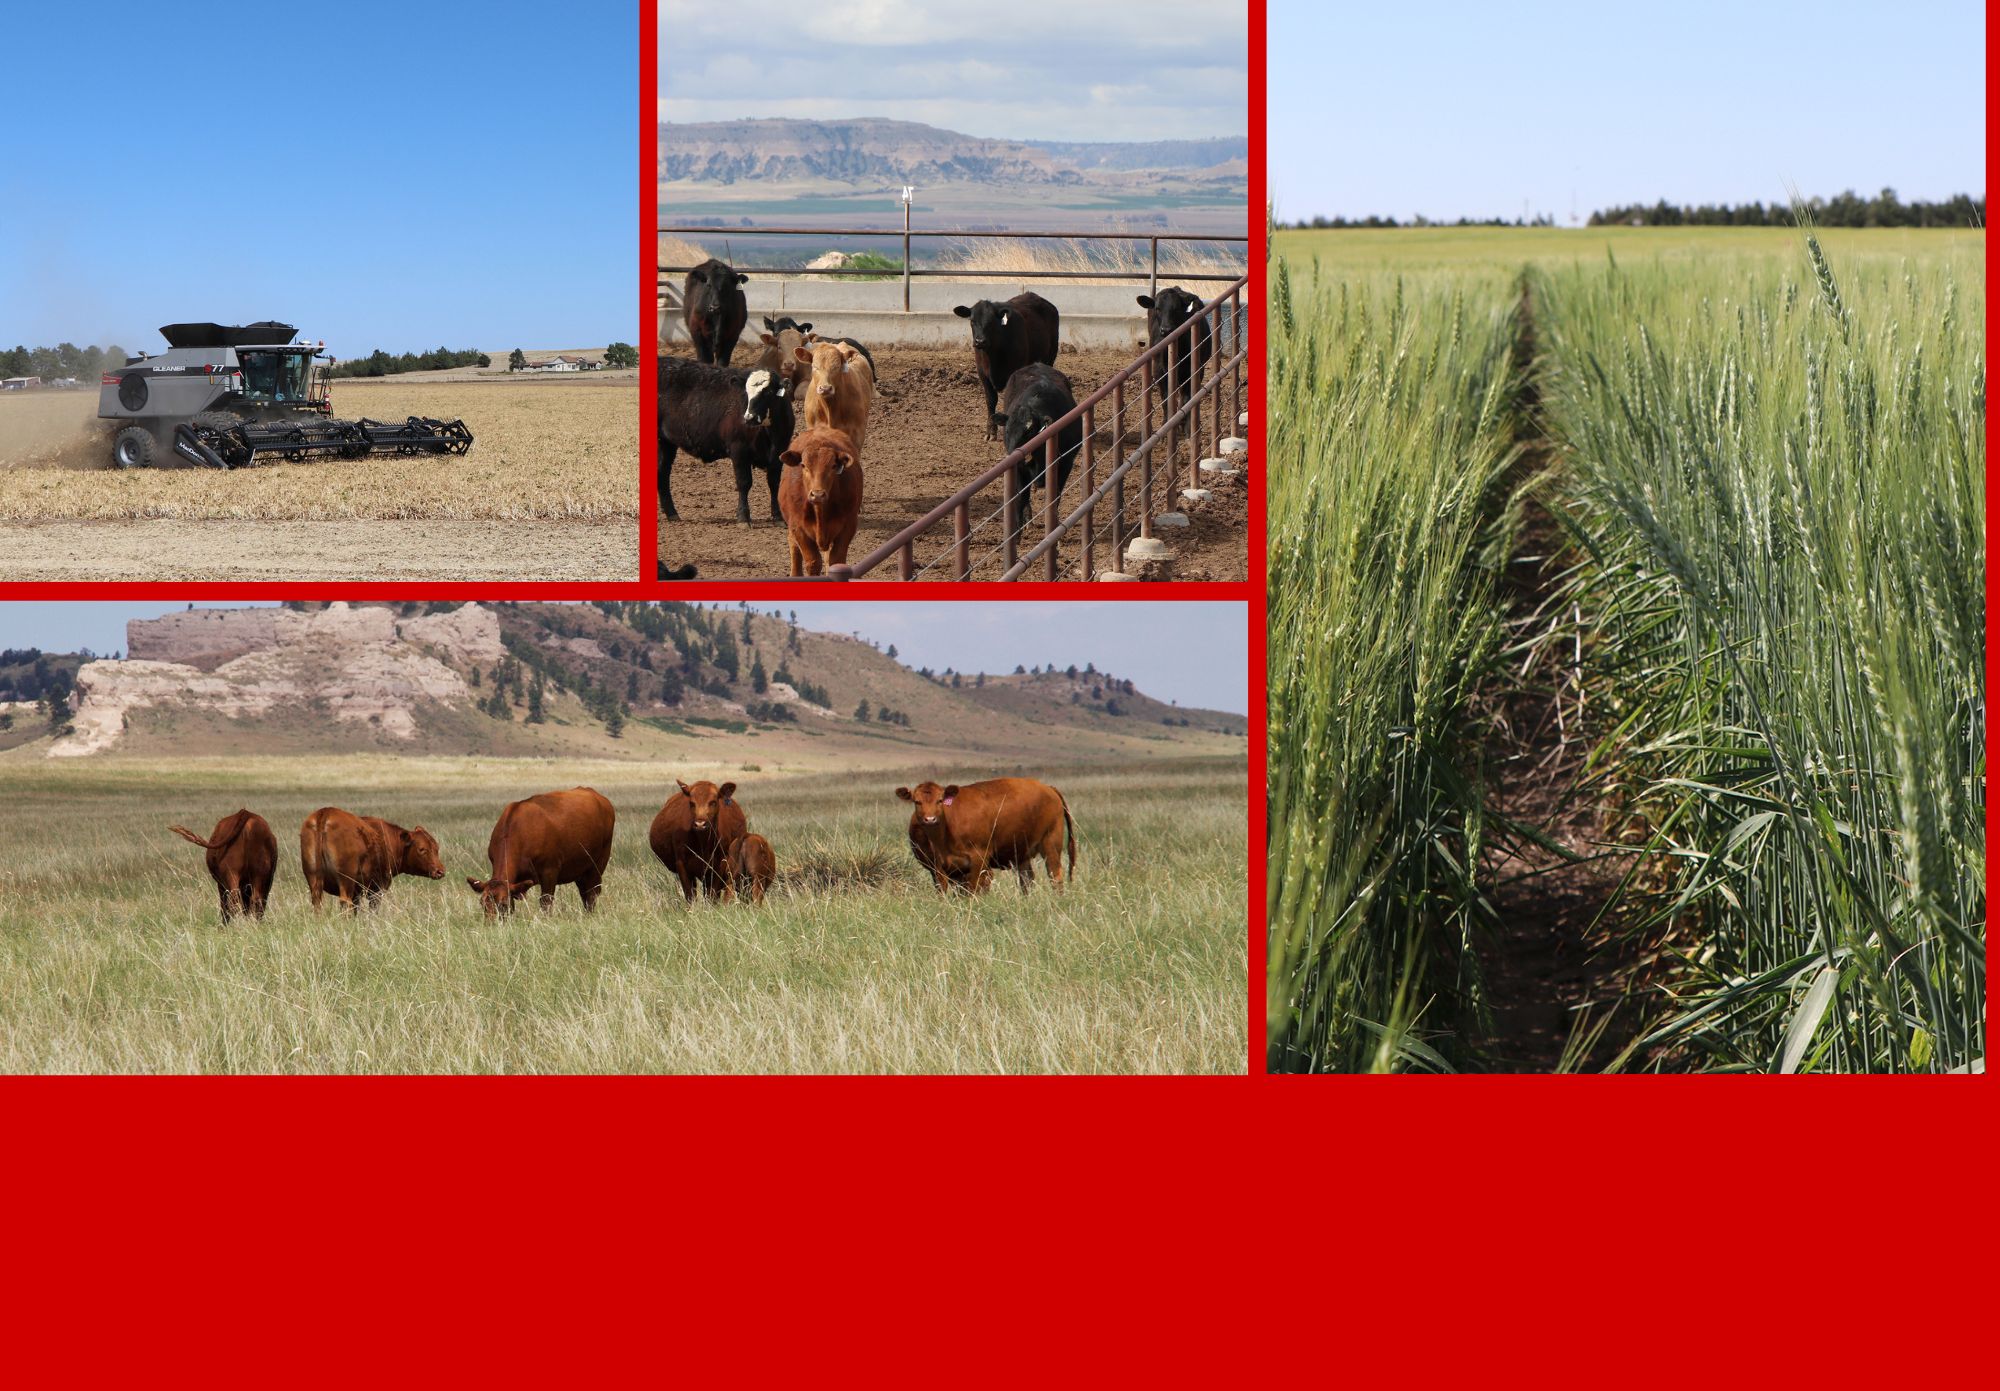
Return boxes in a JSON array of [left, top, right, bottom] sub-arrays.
[[952, 291, 1060, 439], [1137, 288, 1212, 417], [659, 357, 794, 523]]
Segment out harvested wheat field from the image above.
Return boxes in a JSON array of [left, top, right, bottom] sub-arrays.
[[0, 373, 639, 582]]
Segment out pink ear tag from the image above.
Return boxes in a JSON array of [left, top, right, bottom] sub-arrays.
[[942, 797, 954, 806]]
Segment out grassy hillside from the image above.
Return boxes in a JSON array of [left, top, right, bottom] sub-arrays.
[[0, 754, 1246, 1073]]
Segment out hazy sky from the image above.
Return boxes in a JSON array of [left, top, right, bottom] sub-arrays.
[[1271, 0, 1986, 223], [0, 603, 1247, 715], [0, 2, 636, 355], [660, 0, 1247, 142]]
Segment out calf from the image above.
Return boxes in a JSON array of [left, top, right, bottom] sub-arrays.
[[752, 317, 815, 396], [1137, 288, 1211, 416], [953, 292, 1059, 438], [727, 833, 776, 905], [465, 787, 616, 917], [660, 357, 794, 523], [300, 807, 445, 911], [683, 258, 748, 365], [168, 809, 278, 923], [999, 363, 1081, 506], [649, 779, 748, 903], [894, 777, 1075, 895], [794, 340, 876, 455], [778, 426, 863, 577]]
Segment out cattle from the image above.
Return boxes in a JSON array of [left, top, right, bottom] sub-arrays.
[[998, 363, 1082, 507], [658, 561, 698, 580], [660, 356, 794, 523], [777, 426, 864, 577], [168, 809, 278, 923], [648, 779, 748, 903], [1137, 288, 1212, 416], [683, 258, 749, 365], [300, 807, 445, 911], [727, 833, 776, 905], [465, 787, 616, 917], [751, 320, 815, 397], [805, 331, 877, 381], [953, 291, 1059, 438], [894, 777, 1075, 894], [794, 340, 876, 456]]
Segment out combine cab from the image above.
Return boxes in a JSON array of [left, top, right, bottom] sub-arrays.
[[97, 321, 474, 469]]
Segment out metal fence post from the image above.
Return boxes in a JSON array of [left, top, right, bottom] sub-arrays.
[[1149, 237, 1159, 302], [903, 200, 912, 313]]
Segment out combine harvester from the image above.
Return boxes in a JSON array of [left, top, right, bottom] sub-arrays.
[[97, 321, 474, 469]]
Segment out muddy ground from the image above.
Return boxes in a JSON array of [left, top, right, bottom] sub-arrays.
[[659, 341, 1247, 582]]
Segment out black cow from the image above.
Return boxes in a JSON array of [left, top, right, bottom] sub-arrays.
[[999, 363, 1081, 505], [660, 357, 794, 523], [1137, 288, 1211, 416], [953, 292, 1059, 439], [684, 259, 749, 365], [658, 562, 698, 580]]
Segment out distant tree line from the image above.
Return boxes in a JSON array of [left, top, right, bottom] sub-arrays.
[[329, 347, 490, 378], [1588, 189, 1985, 228], [0, 343, 127, 381], [1281, 189, 1985, 232]]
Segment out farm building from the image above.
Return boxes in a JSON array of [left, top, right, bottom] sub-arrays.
[[1, 376, 42, 391], [524, 355, 598, 373]]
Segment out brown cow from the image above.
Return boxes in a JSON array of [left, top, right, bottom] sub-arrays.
[[751, 317, 815, 396], [778, 426, 863, 577], [168, 809, 278, 923], [300, 807, 445, 911], [649, 779, 747, 903], [794, 340, 875, 455], [895, 777, 1075, 894], [465, 787, 616, 917], [727, 833, 776, 905]]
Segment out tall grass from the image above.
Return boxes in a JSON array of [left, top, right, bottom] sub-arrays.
[[1535, 236, 1985, 1071], [1265, 258, 1522, 1071]]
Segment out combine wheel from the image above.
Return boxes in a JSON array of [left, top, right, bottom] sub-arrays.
[[112, 426, 156, 470]]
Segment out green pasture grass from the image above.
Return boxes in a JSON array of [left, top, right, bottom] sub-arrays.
[[0, 755, 1246, 1074]]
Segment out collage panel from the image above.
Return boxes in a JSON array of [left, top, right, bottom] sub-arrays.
[[1264, 0, 1986, 1073], [656, 0, 1251, 583], [0, 599, 1246, 1072], [0, 4, 641, 584]]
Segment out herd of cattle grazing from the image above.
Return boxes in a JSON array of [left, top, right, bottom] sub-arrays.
[[661, 255, 1214, 576], [166, 776, 1076, 923]]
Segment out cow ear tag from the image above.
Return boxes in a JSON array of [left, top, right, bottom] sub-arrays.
[[943, 796, 954, 806]]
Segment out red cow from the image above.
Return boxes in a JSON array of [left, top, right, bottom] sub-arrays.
[[894, 777, 1075, 894], [168, 809, 278, 922], [778, 426, 863, 577], [300, 807, 445, 911], [466, 787, 617, 917], [649, 779, 748, 902]]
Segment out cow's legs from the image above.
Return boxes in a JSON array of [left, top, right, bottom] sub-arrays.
[[249, 874, 271, 918], [674, 858, 698, 904], [982, 378, 1000, 439], [578, 876, 603, 912], [731, 457, 754, 524], [659, 445, 680, 522], [1016, 862, 1035, 894], [217, 884, 235, 923], [1041, 828, 1067, 890], [796, 532, 824, 578], [764, 463, 782, 521]]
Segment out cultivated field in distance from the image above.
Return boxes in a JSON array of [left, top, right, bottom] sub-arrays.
[[1267, 224, 1986, 1074], [0, 755, 1246, 1074], [0, 366, 639, 582]]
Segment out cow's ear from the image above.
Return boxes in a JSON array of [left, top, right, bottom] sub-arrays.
[[943, 785, 961, 800], [895, 786, 914, 802], [735, 272, 749, 284], [762, 316, 777, 331], [794, 346, 814, 364], [833, 451, 852, 473], [400, 828, 413, 847], [510, 878, 536, 897], [676, 779, 692, 796], [719, 781, 737, 800], [466, 877, 486, 893], [1185, 302, 1198, 317], [759, 333, 776, 345], [797, 322, 813, 333], [780, 449, 802, 468], [953, 305, 972, 318], [1137, 294, 1154, 309]]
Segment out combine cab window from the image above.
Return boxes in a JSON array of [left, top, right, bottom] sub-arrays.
[[238, 350, 313, 404]]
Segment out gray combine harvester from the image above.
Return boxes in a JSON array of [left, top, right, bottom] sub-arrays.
[[97, 321, 474, 469]]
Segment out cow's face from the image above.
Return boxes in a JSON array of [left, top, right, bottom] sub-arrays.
[[677, 779, 736, 832], [403, 826, 446, 879], [1139, 290, 1202, 347], [780, 429, 854, 507], [953, 301, 1011, 349], [743, 368, 785, 424], [896, 781, 960, 826], [466, 875, 533, 918], [687, 260, 747, 316], [794, 342, 850, 400]]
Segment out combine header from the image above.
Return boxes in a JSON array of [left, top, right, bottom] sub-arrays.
[[97, 321, 474, 469]]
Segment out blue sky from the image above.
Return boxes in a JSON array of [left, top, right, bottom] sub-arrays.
[[0, 603, 1247, 714], [662, 0, 1246, 142], [0, 2, 637, 356], [1271, 0, 1986, 223]]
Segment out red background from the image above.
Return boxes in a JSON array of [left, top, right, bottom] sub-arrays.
[[0, 2, 1988, 1375]]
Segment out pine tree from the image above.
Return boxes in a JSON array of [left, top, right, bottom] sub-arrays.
[[751, 655, 767, 694], [527, 671, 546, 724], [855, 698, 871, 721]]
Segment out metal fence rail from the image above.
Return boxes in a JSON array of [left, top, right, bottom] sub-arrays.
[[768, 272, 1248, 583], [659, 221, 1249, 309]]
